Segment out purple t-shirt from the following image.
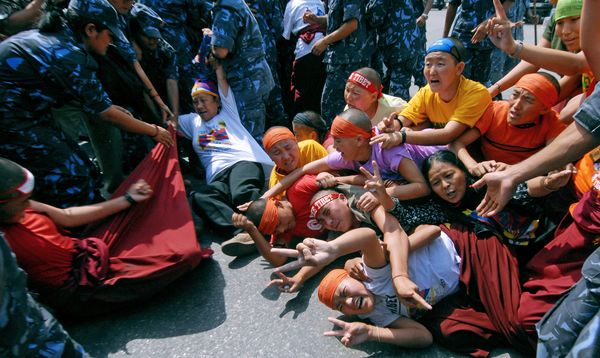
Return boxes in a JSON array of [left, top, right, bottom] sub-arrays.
[[326, 142, 412, 182], [326, 128, 446, 180]]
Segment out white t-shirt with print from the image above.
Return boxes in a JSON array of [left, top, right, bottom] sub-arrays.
[[359, 231, 461, 327], [282, 0, 325, 59], [178, 87, 273, 183]]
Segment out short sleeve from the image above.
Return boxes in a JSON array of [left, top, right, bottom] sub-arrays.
[[299, 140, 328, 163], [325, 152, 357, 171], [574, 85, 600, 137], [400, 87, 428, 125], [177, 113, 197, 139], [474, 102, 495, 135], [342, 0, 362, 23], [451, 81, 492, 127], [544, 111, 567, 141], [211, 7, 239, 53]]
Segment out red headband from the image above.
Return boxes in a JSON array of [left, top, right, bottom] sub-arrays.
[[263, 127, 297, 152], [348, 71, 382, 98], [330, 116, 372, 139], [258, 198, 279, 235], [514, 73, 558, 109], [310, 193, 343, 219]]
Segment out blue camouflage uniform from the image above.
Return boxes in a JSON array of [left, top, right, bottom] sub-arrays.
[[245, 0, 288, 127], [211, 0, 275, 142], [411, 0, 428, 88], [321, 0, 373, 125], [449, 0, 502, 84], [0, 232, 88, 358], [140, 0, 213, 112], [0, 27, 109, 208], [488, 0, 526, 87], [366, 0, 420, 100], [536, 246, 600, 357]]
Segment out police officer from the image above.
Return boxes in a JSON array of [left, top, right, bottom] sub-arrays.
[[444, 0, 512, 85], [245, 0, 288, 128], [305, 0, 373, 125], [366, 0, 421, 100], [210, 0, 275, 142], [0, 0, 173, 208], [130, 3, 180, 121], [140, 0, 213, 114]]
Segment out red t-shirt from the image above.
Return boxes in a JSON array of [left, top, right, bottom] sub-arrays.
[[1, 209, 76, 289], [475, 101, 566, 165], [271, 174, 324, 244]]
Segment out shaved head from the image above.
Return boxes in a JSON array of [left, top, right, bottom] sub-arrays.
[[353, 67, 382, 90], [337, 108, 371, 132]]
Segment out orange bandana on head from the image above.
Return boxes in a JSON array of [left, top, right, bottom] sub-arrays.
[[347, 71, 383, 98], [330, 116, 371, 140], [262, 127, 297, 152], [514, 73, 558, 109], [258, 198, 279, 235], [318, 269, 349, 309]]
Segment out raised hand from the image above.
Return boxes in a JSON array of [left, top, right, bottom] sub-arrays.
[[485, 0, 517, 53], [469, 160, 509, 177], [267, 272, 302, 293], [377, 112, 399, 133], [324, 317, 371, 347], [360, 161, 385, 193]]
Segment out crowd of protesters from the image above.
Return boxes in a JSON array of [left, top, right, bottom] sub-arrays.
[[1, 0, 599, 356]]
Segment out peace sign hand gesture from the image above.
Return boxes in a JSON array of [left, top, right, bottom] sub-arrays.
[[324, 317, 372, 347], [271, 238, 337, 273], [486, 0, 519, 54]]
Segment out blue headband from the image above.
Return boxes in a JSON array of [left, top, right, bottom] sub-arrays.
[[427, 38, 463, 62]]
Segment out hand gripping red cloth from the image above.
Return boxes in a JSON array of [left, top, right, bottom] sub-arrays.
[[85, 126, 213, 303]]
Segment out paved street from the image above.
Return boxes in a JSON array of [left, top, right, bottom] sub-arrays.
[[65, 8, 543, 358]]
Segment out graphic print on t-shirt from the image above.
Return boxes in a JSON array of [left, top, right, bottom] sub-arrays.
[[197, 121, 231, 150]]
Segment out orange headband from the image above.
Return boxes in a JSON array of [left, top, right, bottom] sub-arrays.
[[330, 116, 371, 139], [514, 73, 558, 109], [263, 127, 297, 152], [258, 198, 279, 235], [318, 269, 349, 309], [348, 71, 383, 99]]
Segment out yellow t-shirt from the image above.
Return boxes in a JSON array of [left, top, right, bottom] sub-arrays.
[[400, 76, 491, 128], [268, 139, 328, 189], [344, 94, 408, 127]]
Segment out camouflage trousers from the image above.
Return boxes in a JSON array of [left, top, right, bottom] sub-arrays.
[[0, 233, 88, 357], [461, 47, 493, 85], [234, 90, 270, 143], [536, 246, 600, 357], [0, 117, 103, 208], [380, 46, 420, 100], [321, 62, 369, 126], [265, 60, 289, 128]]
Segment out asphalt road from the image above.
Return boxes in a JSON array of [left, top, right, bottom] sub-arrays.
[[65, 8, 542, 358]]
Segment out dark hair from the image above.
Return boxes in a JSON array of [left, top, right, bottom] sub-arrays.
[[245, 199, 267, 229], [38, 2, 67, 33], [39, 5, 109, 38], [421, 150, 483, 207], [292, 111, 328, 143]]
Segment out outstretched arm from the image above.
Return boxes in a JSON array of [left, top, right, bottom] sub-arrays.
[[324, 316, 432, 348], [29, 180, 152, 228]]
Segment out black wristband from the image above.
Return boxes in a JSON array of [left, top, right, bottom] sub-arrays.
[[123, 192, 137, 205], [393, 117, 403, 129], [400, 129, 407, 144]]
